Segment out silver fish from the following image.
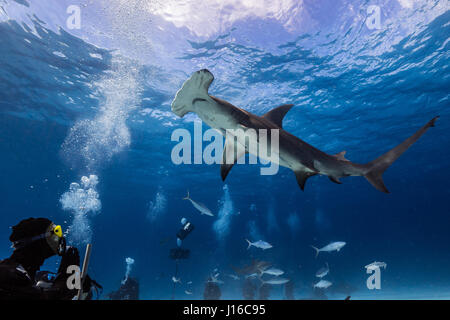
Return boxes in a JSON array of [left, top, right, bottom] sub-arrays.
[[228, 274, 240, 280], [315, 263, 329, 278], [209, 273, 224, 284], [260, 268, 284, 277], [183, 190, 214, 216], [246, 239, 273, 250], [365, 261, 387, 270], [261, 278, 290, 285], [172, 276, 181, 283], [311, 242, 346, 258], [314, 279, 332, 289]]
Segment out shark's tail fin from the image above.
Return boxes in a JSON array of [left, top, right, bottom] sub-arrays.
[[257, 267, 264, 276], [364, 116, 439, 193], [183, 190, 190, 200], [311, 245, 320, 258], [245, 239, 252, 250]]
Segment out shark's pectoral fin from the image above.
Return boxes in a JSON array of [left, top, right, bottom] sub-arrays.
[[221, 137, 247, 181], [294, 170, 317, 191], [329, 176, 342, 184], [333, 151, 349, 161], [220, 163, 234, 181], [262, 104, 294, 128]]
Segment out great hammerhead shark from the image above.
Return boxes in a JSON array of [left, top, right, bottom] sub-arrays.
[[171, 69, 438, 193]]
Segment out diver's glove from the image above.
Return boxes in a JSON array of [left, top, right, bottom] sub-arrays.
[[51, 246, 80, 291], [37, 247, 80, 300], [57, 246, 80, 275]]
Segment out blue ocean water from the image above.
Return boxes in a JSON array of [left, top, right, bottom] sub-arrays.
[[0, 0, 449, 299]]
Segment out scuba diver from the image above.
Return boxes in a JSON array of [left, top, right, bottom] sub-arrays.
[[242, 278, 257, 300], [176, 217, 194, 247], [106, 276, 139, 300], [259, 283, 271, 300], [170, 217, 194, 299], [170, 217, 194, 262], [0, 217, 101, 300], [203, 276, 221, 300], [284, 280, 295, 300]]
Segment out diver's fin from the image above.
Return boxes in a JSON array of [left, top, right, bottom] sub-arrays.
[[294, 170, 317, 191], [364, 116, 439, 193], [262, 104, 294, 128], [221, 137, 247, 181], [329, 176, 342, 184], [334, 151, 349, 161]]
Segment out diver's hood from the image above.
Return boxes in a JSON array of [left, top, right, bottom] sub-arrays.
[[12, 223, 66, 256]]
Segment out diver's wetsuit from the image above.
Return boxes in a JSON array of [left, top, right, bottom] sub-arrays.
[[0, 246, 79, 299], [203, 281, 221, 300], [107, 277, 140, 300], [0, 217, 102, 300], [0, 246, 100, 300]]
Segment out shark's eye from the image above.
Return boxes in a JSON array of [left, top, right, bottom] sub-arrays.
[[192, 98, 207, 104]]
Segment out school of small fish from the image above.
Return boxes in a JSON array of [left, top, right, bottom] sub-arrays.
[[176, 190, 386, 299]]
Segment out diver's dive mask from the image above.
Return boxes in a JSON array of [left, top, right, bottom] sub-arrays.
[[12, 223, 66, 256]]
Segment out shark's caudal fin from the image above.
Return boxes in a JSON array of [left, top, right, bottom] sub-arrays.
[[245, 239, 252, 249], [183, 190, 190, 200], [364, 116, 439, 193], [311, 245, 320, 258], [257, 267, 264, 276]]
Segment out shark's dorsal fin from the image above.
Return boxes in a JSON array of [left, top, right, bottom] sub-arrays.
[[294, 170, 317, 191], [262, 104, 294, 128], [333, 151, 349, 161], [221, 138, 247, 181]]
